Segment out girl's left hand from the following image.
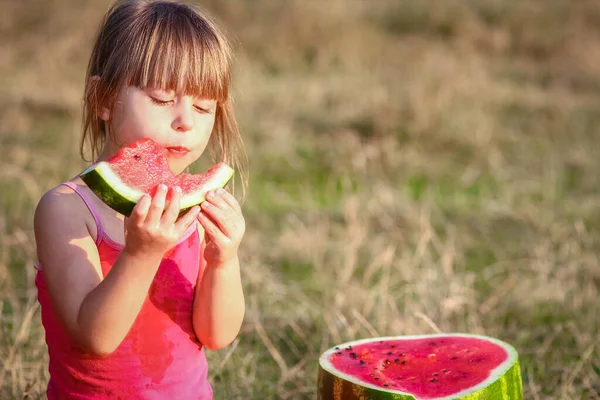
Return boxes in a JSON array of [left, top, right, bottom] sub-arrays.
[[197, 188, 245, 267]]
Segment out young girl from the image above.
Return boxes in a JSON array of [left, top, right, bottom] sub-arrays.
[[33, 1, 247, 398]]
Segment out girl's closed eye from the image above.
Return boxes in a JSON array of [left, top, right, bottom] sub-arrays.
[[149, 94, 212, 114], [149, 96, 173, 106], [193, 99, 217, 114], [193, 105, 211, 114]]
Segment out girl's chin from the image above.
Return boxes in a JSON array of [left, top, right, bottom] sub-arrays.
[[166, 159, 190, 176]]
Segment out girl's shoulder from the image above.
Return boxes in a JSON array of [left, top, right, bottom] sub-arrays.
[[34, 180, 98, 243]]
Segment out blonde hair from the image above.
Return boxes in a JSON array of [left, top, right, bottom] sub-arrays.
[[82, 0, 247, 197]]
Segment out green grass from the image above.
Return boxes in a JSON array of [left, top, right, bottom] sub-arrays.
[[1, 0, 599, 399]]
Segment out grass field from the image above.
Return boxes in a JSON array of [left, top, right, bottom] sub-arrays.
[[1, 0, 599, 398]]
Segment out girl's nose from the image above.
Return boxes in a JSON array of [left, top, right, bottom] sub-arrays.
[[172, 102, 194, 132]]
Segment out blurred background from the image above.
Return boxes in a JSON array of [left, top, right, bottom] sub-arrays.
[[1, 0, 599, 398]]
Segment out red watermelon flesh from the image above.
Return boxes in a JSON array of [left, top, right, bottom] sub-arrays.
[[107, 138, 183, 196], [80, 138, 234, 216], [329, 336, 508, 399], [178, 170, 219, 194]]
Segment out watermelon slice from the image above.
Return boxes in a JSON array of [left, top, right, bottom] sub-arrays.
[[318, 333, 523, 400], [80, 138, 234, 217]]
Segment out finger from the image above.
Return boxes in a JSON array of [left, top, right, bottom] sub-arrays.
[[197, 210, 228, 244], [161, 186, 182, 226], [146, 184, 168, 227], [206, 190, 229, 210], [174, 205, 200, 233], [200, 199, 233, 236], [214, 188, 242, 214], [207, 189, 241, 217], [129, 194, 151, 224]]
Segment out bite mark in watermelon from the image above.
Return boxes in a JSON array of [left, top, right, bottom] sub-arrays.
[[80, 138, 234, 217], [318, 333, 523, 400]]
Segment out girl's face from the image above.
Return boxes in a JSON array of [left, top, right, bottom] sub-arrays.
[[102, 84, 217, 175]]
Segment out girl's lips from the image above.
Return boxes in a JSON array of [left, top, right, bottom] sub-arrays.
[[166, 146, 190, 156]]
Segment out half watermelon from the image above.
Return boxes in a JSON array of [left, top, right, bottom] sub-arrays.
[[80, 138, 234, 217], [318, 333, 523, 400]]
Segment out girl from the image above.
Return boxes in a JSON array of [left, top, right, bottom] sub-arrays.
[[33, 1, 247, 398]]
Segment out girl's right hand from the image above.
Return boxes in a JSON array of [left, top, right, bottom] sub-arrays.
[[123, 184, 200, 259]]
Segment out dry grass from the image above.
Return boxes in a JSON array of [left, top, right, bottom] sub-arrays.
[[1, 0, 600, 399]]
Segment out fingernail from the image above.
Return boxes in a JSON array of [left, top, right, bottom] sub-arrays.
[[175, 186, 182, 193], [159, 184, 167, 191], [216, 188, 224, 195], [206, 190, 214, 198]]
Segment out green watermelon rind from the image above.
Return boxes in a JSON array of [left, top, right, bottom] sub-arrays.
[[80, 161, 234, 217], [317, 333, 524, 400]]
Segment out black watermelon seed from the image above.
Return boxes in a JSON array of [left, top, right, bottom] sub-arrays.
[[360, 360, 366, 365], [433, 373, 439, 376], [385, 359, 391, 365], [429, 341, 436, 346], [430, 378, 437, 383], [347, 346, 353, 351], [384, 384, 389, 387], [334, 347, 340, 350], [401, 361, 407, 365], [443, 369, 449, 373], [451, 356, 458, 360], [394, 359, 400, 363], [350, 352, 358, 358], [335, 352, 342, 355], [387, 352, 393, 355], [133, 154, 141, 160], [375, 377, 380, 381], [400, 352, 406, 356]]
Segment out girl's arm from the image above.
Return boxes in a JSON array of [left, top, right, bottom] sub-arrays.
[[193, 256, 245, 350], [34, 184, 199, 356], [192, 189, 246, 350]]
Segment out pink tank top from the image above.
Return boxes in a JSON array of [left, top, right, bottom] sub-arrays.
[[35, 182, 213, 399]]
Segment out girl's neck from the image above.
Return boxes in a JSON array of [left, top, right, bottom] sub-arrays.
[[96, 142, 118, 164]]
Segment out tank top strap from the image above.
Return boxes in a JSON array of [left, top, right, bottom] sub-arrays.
[[60, 181, 105, 245]]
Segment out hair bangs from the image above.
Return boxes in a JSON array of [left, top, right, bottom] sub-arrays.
[[128, 3, 231, 102]]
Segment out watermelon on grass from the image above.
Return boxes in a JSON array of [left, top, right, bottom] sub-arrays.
[[80, 138, 234, 217], [318, 333, 523, 400]]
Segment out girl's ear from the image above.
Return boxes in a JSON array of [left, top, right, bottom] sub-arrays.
[[88, 75, 110, 121], [99, 106, 110, 121]]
